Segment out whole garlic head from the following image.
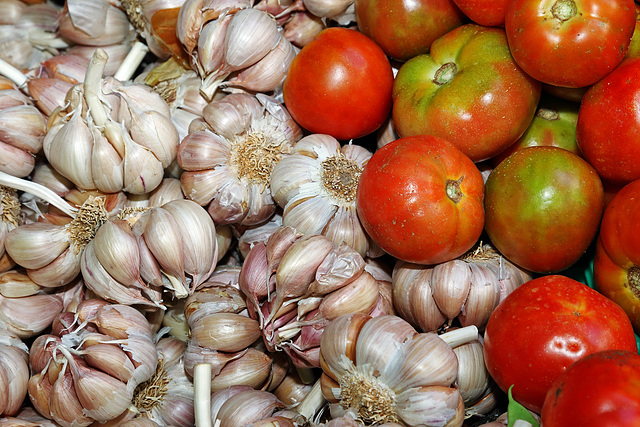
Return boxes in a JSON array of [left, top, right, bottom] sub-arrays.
[[319, 314, 468, 427], [270, 134, 383, 258], [178, 92, 302, 226]]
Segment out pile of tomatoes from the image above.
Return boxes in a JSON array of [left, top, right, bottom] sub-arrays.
[[281, 0, 640, 425]]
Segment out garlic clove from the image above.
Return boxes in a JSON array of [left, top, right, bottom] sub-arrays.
[[318, 312, 371, 381], [90, 126, 125, 194], [201, 93, 259, 140], [196, 15, 232, 76], [0, 271, 41, 297], [128, 109, 180, 168], [189, 312, 261, 352], [27, 371, 52, 421], [49, 371, 94, 427], [0, 105, 46, 153], [282, 11, 325, 48], [93, 304, 153, 340], [318, 271, 380, 321], [5, 222, 70, 270], [79, 343, 136, 383], [458, 264, 501, 330], [92, 219, 142, 287], [59, 0, 134, 47], [211, 347, 273, 392], [0, 140, 35, 178], [430, 260, 472, 321], [175, 0, 203, 54], [26, 247, 82, 288], [122, 131, 165, 195], [394, 385, 464, 427], [214, 389, 283, 427], [0, 293, 63, 338], [452, 339, 490, 406]]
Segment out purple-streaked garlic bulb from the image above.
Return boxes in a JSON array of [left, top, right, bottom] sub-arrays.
[[178, 92, 302, 226], [239, 225, 394, 368]]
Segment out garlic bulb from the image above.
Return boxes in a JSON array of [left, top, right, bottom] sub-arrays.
[[210, 387, 286, 427], [27, 300, 158, 426], [270, 134, 382, 258], [81, 198, 218, 305], [176, 4, 296, 98], [239, 225, 394, 368], [0, 329, 29, 417], [44, 48, 179, 195], [58, 0, 136, 47], [178, 92, 302, 226], [0, 86, 47, 178], [319, 314, 475, 426], [392, 242, 533, 332]]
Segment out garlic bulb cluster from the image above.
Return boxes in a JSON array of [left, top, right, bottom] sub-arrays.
[[0, 329, 30, 417], [81, 198, 218, 306], [176, 3, 297, 98], [0, 84, 47, 177], [239, 225, 394, 368], [393, 242, 533, 332], [271, 134, 382, 258], [183, 265, 287, 392], [178, 92, 302, 226], [28, 300, 159, 426], [45, 48, 180, 195], [0, 0, 66, 72], [319, 313, 475, 427]]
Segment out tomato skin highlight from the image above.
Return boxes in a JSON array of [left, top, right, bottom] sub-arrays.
[[282, 27, 394, 141], [356, 135, 485, 265], [541, 350, 640, 427], [483, 275, 638, 415]]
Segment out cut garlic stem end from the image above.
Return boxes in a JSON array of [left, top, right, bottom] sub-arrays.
[[113, 41, 150, 82], [84, 48, 110, 128], [194, 363, 213, 427], [295, 378, 325, 422], [0, 57, 27, 90], [439, 325, 479, 349], [0, 170, 77, 217]]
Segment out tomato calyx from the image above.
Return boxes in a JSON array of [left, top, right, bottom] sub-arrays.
[[446, 177, 464, 203], [630, 266, 640, 299], [551, 0, 577, 22], [433, 62, 458, 86]]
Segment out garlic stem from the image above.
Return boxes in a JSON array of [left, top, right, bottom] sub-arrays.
[[194, 363, 213, 427], [0, 170, 77, 217], [113, 41, 149, 82], [439, 325, 479, 348], [294, 378, 325, 422], [0, 58, 27, 89]]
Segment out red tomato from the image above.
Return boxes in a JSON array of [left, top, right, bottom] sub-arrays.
[[541, 350, 640, 426], [282, 27, 394, 141], [392, 24, 541, 162], [505, 0, 636, 88], [594, 179, 640, 332], [576, 57, 640, 185], [452, 0, 507, 26], [484, 146, 603, 273], [356, 135, 485, 265], [483, 275, 638, 414], [354, 0, 466, 61]]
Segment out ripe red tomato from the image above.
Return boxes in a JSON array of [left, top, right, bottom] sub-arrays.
[[594, 179, 640, 332], [576, 57, 640, 185], [484, 146, 603, 273], [483, 275, 638, 414], [354, 0, 466, 61], [452, 0, 507, 26], [505, 0, 636, 88], [282, 27, 394, 141], [541, 350, 640, 426], [356, 135, 485, 265], [392, 24, 541, 162]]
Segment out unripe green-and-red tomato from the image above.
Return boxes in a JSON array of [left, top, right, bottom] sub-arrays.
[[392, 24, 541, 163], [484, 146, 603, 273], [356, 135, 485, 265], [354, 0, 466, 61]]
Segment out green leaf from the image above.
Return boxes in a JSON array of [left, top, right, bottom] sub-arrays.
[[507, 385, 540, 427]]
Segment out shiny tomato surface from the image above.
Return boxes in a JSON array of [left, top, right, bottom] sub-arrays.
[[356, 135, 484, 265], [483, 275, 638, 414]]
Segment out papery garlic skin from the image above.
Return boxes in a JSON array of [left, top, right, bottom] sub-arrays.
[[179, 93, 302, 226], [270, 134, 382, 258], [319, 314, 465, 427]]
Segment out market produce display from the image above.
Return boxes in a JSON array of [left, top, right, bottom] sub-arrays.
[[0, 0, 639, 426]]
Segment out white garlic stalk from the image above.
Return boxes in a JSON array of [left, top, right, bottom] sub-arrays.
[[239, 225, 394, 369], [58, 0, 136, 47], [0, 1, 68, 73], [0, 329, 30, 417], [178, 92, 302, 226], [27, 300, 159, 426], [319, 314, 477, 426], [0, 83, 47, 178], [44, 48, 180, 195], [392, 242, 532, 332], [176, 3, 293, 99], [271, 134, 383, 258]]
